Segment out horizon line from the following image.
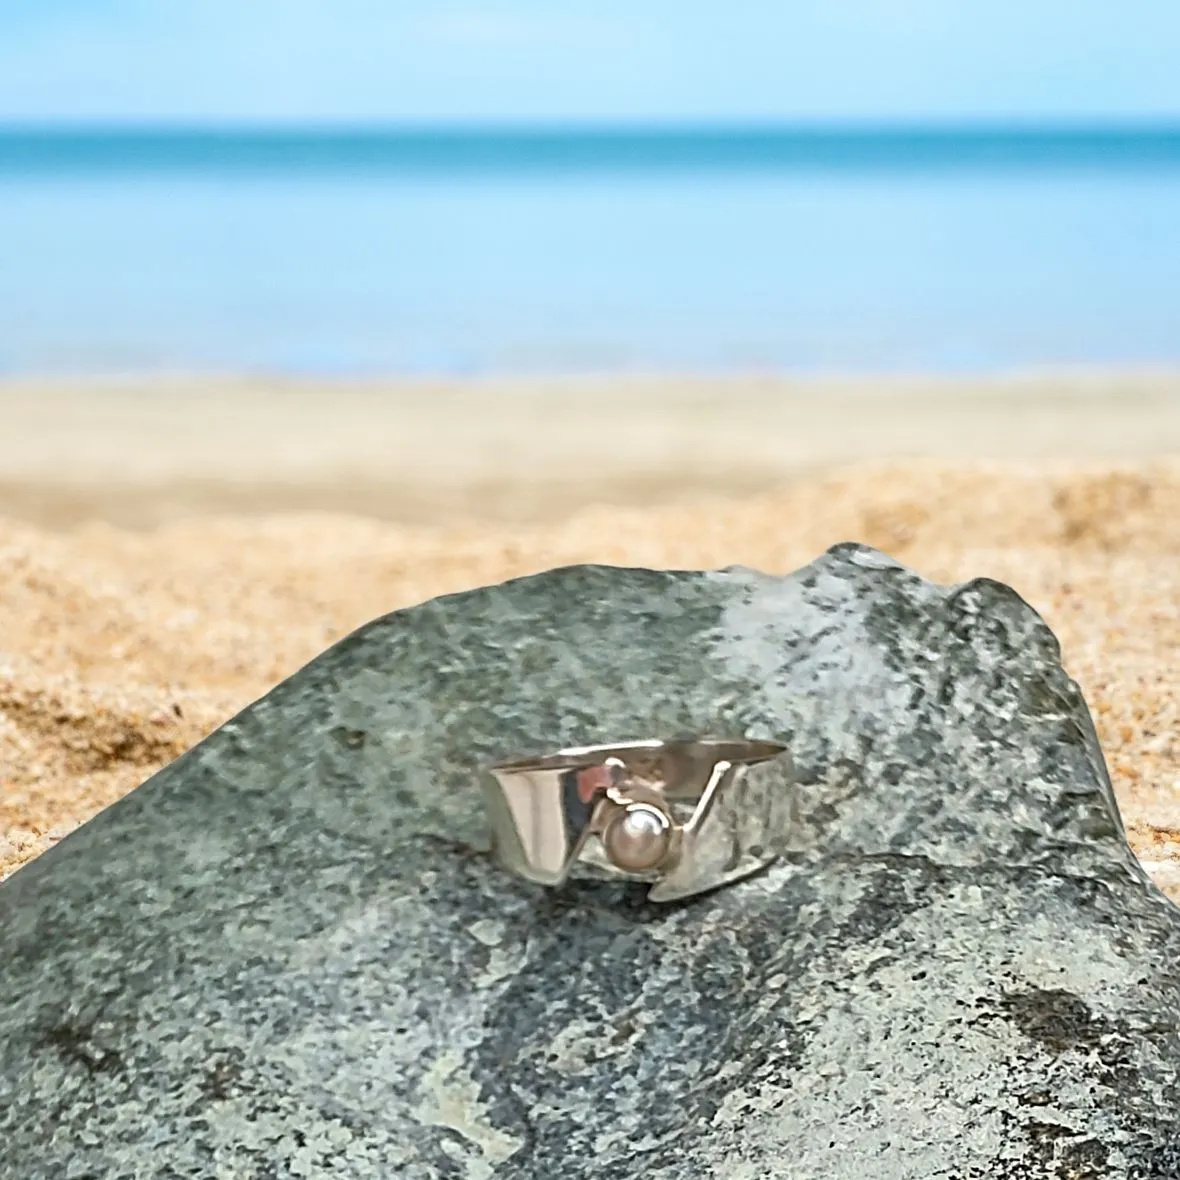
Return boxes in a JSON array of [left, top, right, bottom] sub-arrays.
[[3, 119, 1178, 175], [3, 117, 1180, 133]]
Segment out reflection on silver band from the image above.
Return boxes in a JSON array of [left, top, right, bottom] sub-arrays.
[[483, 737, 793, 903]]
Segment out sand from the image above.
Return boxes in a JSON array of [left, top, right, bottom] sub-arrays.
[[3, 369, 1180, 528], [0, 374, 1177, 899]]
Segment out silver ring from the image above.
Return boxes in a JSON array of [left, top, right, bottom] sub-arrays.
[[483, 737, 793, 902]]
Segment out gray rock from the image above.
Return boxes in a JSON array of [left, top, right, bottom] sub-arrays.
[[1, 544, 1178, 1180]]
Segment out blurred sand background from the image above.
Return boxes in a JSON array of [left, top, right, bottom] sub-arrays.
[[1, 372, 1177, 898]]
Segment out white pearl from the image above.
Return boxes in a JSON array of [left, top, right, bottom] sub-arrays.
[[603, 803, 672, 871]]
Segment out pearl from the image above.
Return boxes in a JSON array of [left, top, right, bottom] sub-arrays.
[[603, 803, 672, 871]]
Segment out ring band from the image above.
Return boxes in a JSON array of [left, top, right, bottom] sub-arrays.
[[483, 737, 793, 902]]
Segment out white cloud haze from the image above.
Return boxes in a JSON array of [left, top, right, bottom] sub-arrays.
[[1, 0, 1178, 123]]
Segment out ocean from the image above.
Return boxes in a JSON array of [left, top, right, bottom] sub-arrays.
[[1, 125, 1178, 376]]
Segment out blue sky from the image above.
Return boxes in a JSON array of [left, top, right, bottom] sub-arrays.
[[2, 1, 1179, 124]]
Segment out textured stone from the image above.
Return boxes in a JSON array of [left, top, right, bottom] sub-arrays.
[[1, 544, 1178, 1179]]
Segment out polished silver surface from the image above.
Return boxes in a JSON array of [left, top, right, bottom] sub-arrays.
[[483, 737, 793, 902]]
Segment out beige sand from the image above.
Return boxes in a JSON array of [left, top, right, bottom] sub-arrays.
[[3, 370, 1180, 527], [0, 375, 1177, 899]]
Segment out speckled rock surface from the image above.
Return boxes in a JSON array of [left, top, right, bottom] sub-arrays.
[[1, 544, 1178, 1180]]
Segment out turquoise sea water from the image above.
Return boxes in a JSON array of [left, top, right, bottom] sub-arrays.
[[1, 125, 1178, 375]]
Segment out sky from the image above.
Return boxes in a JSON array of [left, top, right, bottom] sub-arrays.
[[1, 1, 1179, 125]]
